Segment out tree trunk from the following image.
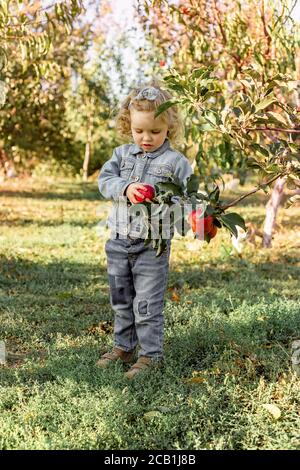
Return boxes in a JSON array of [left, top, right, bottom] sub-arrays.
[[262, 176, 287, 248], [83, 140, 91, 182], [82, 119, 92, 182]]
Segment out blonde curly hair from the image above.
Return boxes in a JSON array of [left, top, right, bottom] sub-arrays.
[[114, 78, 184, 147]]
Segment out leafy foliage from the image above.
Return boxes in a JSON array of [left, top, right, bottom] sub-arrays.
[[138, 0, 300, 208]]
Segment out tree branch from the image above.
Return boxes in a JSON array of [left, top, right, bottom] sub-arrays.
[[219, 172, 287, 210], [235, 126, 300, 134]]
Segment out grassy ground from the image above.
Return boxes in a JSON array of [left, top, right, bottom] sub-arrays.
[[0, 176, 300, 450]]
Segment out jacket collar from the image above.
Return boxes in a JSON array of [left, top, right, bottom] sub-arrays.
[[130, 138, 170, 158]]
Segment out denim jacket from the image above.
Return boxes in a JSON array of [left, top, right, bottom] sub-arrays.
[[98, 138, 193, 238]]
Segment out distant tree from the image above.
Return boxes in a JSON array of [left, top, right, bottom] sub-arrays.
[[137, 0, 300, 246]]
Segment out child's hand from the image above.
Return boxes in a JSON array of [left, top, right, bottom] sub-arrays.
[[125, 183, 152, 204]]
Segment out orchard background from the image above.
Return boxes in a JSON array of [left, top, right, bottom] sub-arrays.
[[0, 0, 300, 450]]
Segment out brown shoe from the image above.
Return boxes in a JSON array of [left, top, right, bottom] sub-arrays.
[[124, 356, 158, 380], [96, 347, 135, 368]]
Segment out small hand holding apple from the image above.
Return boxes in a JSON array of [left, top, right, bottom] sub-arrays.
[[125, 183, 155, 204]]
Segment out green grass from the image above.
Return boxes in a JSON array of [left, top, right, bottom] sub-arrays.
[[1, 176, 300, 450]]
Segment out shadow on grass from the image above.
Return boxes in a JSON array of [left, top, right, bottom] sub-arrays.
[[0, 254, 111, 354], [0, 251, 299, 389], [0, 182, 103, 202], [0, 219, 103, 228]]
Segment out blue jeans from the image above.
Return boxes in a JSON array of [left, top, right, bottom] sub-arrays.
[[105, 234, 171, 361]]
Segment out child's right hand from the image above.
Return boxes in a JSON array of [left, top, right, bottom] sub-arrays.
[[125, 183, 152, 204]]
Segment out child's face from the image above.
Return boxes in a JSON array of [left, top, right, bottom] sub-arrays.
[[130, 109, 169, 152]]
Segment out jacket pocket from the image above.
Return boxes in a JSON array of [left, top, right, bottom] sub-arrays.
[[120, 159, 135, 178], [146, 164, 173, 183]]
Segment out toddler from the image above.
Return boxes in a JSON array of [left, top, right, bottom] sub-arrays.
[[97, 79, 193, 379]]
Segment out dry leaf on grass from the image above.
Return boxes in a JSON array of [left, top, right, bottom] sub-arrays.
[[261, 404, 281, 420], [183, 376, 206, 384], [143, 411, 163, 421], [171, 291, 180, 302]]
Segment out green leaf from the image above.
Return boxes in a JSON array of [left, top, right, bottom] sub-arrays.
[[186, 174, 200, 194], [203, 110, 219, 126], [232, 107, 244, 118], [154, 100, 180, 118], [205, 205, 215, 216], [209, 184, 220, 203], [213, 218, 222, 228], [240, 79, 254, 90], [219, 213, 247, 237], [251, 143, 270, 158], [199, 122, 216, 131], [195, 193, 209, 202], [155, 181, 183, 196], [266, 111, 288, 127], [191, 66, 213, 79], [255, 95, 277, 112]]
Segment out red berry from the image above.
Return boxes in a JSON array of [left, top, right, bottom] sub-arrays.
[[159, 60, 166, 67], [135, 184, 155, 202]]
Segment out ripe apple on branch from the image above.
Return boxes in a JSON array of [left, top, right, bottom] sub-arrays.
[[129, 173, 248, 256]]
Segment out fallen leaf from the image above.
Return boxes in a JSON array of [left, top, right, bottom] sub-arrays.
[[143, 411, 162, 421], [183, 376, 206, 384], [87, 321, 113, 335], [261, 404, 281, 420], [171, 292, 180, 302]]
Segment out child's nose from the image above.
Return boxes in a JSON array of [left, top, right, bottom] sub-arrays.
[[143, 133, 152, 140]]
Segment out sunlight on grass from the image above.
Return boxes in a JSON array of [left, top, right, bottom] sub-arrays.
[[0, 178, 300, 450]]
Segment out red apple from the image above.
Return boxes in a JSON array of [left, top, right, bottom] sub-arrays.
[[135, 184, 155, 202], [207, 225, 218, 239], [203, 215, 214, 234], [188, 210, 214, 236], [188, 208, 203, 233]]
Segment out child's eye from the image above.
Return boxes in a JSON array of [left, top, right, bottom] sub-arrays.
[[135, 130, 160, 134]]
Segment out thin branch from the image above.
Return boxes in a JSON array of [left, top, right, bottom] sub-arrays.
[[241, 127, 300, 134], [260, 0, 272, 59], [220, 173, 287, 210]]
